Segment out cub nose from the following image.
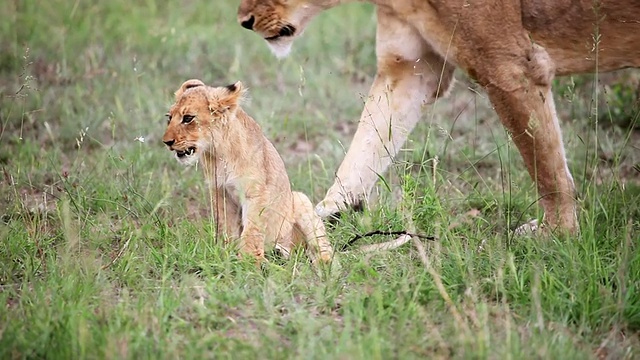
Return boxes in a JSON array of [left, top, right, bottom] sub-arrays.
[[163, 139, 175, 147], [240, 15, 255, 30]]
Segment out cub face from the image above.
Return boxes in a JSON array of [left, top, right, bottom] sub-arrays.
[[237, 0, 328, 58], [162, 79, 244, 165]]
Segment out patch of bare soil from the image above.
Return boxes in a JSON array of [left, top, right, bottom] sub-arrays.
[[0, 168, 61, 223]]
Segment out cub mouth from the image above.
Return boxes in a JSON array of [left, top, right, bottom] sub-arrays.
[[175, 146, 196, 158], [265, 24, 296, 41]]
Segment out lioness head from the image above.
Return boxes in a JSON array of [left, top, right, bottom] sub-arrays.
[[237, 0, 330, 58], [162, 79, 245, 165]]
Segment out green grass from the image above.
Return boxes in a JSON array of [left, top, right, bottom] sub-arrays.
[[1, 0, 639, 359]]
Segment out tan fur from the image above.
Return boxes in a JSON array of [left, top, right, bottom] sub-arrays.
[[237, 0, 640, 234], [162, 79, 334, 264]]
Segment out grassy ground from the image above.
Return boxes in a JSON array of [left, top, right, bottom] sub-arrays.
[[1, 1, 639, 359]]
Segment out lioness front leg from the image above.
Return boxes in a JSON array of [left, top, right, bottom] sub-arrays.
[[469, 43, 577, 234], [316, 8, 454, 217]]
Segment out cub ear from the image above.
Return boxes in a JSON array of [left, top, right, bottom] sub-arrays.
[[224, 81, 243, 94], [218, 81, 248, 111], [175, 79, 205, 100]]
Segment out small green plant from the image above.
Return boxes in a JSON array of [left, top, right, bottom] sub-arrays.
[[602, 80, 640, 128]]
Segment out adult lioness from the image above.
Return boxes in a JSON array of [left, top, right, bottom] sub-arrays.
[[236, 0, 640, 234], [162, 79, 335, 264]]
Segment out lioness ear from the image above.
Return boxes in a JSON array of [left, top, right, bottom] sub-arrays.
[[219, 81, 247, 110], [175, 79, 205, 100]]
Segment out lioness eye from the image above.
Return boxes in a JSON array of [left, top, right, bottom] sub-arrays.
[[182, 115, 195, 124]]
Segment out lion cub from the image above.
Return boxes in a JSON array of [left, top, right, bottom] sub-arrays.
[[162, 79, 334, 265]]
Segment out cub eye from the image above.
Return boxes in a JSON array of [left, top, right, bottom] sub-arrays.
[[182, 115, 195, 124], [165, 114, 172, 124]]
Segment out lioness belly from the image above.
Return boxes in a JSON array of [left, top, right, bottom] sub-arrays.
[[522, 0, 640, 75], [392, 0, 640, 75]]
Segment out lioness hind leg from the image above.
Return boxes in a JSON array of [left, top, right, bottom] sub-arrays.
[[471, 43, 578, 234], [315, 8, 455, 218], [292, 191, 334, 264]]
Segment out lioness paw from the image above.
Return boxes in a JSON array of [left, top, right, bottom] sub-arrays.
[[514, 219, 543, 236], [315, 199, 344, 218], [315, 193, 363, 218]]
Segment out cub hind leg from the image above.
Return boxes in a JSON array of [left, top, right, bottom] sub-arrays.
[[291, 191, 334, 265]]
